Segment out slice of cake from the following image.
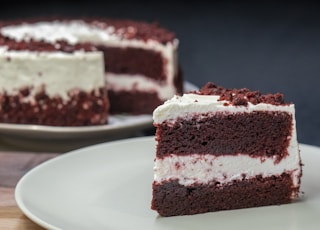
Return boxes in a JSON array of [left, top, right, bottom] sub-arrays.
[[151, 82, 302, 217], [0, 18, 182, 126]]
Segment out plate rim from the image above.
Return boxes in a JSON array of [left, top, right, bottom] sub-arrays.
[[0, 114, 153, 134]]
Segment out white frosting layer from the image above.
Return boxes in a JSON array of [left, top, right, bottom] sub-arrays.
[[0, 20, 178, 88], [106, 73, 176, 100], [0, 20, 119, 44], [154, 152, 301, 188], [153, 94, 296, 124], [153, 93, 301, 198], [0, 49, 105, 100]]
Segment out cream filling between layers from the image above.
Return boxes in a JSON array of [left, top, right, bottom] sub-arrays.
[[153, 152, 302, 189], [153, 93, 302, 198], [1, 20, 178, 89], [106, 73, 176, 100], [0, 49, 105, 101]]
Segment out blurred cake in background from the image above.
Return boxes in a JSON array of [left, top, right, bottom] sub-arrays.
[[0, 18, 183, 126]]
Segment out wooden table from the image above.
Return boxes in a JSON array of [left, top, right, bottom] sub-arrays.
[[0, 148, 59, 229], [0, 127, 153, 229]]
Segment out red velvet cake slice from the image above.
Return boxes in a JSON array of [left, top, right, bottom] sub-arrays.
[[151, 82, 302, 217]]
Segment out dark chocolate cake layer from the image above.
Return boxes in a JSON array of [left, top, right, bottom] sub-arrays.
[[98, 46, 166, 81], [108, 90, 162, 114], [155, 111, 292, 160], [152, 173, 296, 217], [0, 88, 109, 126]]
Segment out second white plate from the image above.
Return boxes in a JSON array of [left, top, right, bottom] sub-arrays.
[[0, 81, 198, 152], [15, 137, 320, 230]]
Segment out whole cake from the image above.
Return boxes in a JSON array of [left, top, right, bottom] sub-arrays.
[[151, 82, 302, 217], [0, 17, 182, 126]]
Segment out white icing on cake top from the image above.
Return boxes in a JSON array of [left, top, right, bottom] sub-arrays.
[[153, 93, 295, 124], [0, 20, 119, 44]]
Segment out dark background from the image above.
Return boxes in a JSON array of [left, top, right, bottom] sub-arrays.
[[1, 0, 319, 146]]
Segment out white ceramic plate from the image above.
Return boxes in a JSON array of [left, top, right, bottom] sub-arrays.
[[0, 81, 198, 151], [15, 136, 320, 230]]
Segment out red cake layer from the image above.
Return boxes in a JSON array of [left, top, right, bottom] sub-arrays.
[[155, 111, 293, 160], [0, 87, 109, 126], [108, 90, 163, 114], [98, 46, 166, 81], [152, 173, 296, 217]]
